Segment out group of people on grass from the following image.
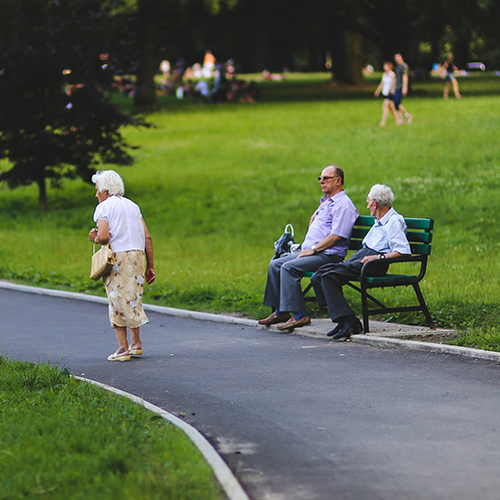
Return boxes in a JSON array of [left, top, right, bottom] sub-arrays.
[[374, 52, 462, 127], [175, 76, 260, 104], [89, 166, 410, 361], [161, 51, 260, 104], [114, 52, 260, 104]]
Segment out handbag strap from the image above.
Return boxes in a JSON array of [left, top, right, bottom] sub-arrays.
[[284, 224, 294, 237], [92, 242, 112, 254]]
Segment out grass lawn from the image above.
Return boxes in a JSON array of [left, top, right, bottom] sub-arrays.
[[1, 72, 500, 349], [0, 357, 225, 500]]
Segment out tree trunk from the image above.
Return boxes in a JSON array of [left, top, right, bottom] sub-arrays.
[[37, 176, 47, 211], [253, 32, 270, 71], [134, 0, 160, 109], [134, 51, 159, 108], [331, 29, 363, 85]]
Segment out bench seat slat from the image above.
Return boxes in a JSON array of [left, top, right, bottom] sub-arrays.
[[362, 275, 421, 285]]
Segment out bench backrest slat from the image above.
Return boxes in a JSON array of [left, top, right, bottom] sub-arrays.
[[410, 243, 432, 256], [349, 215, 434, 256], [405, 218, 434, 230]]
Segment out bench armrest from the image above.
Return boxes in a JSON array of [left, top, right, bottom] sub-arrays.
[[360, 254, 428, 282]]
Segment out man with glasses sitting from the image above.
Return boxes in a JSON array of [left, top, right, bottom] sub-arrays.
[[259, 165, 359, 331]]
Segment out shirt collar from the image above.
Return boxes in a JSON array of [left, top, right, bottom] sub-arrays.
[[321, 190, 345, 203], [376, 206, 396, 225]]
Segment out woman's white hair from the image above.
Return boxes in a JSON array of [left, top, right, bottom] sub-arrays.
[[91, 170, 125, 196], [368, 184, 394, 207]]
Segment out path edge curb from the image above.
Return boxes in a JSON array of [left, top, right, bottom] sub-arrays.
[[3, 280, 500, 363], [351, 335, 500, 362], [0, 281, 257, 326], [75, 376, 250, 500]]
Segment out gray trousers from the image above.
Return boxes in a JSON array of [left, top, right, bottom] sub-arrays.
[[311, 247, 385, 321], [263, 252, 343, 313]]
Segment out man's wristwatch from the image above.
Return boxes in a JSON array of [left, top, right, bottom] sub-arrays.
[[380, 254, 386, 260], [312, 245, 318, 254]]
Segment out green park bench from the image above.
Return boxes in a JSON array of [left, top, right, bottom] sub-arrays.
[[303, 215, 435, 333]]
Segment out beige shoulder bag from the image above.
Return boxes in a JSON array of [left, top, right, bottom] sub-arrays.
[[90, 243, 115, 281]]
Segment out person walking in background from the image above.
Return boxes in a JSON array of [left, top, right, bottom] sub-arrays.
[[311, 184, 410, 340], [88, 170, 155, 362], [394, 53, 413, 124], [258, 165, 359, 332], [374, 61, 400, 126], [442, 52, 462, 99]]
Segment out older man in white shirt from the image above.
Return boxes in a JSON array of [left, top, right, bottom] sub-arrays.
[[311, 184, 411, 340]]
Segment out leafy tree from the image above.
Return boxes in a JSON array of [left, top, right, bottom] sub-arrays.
[[0, 0, 148, 210]]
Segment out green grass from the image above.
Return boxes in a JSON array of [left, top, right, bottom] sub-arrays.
[[0, 357, 224, 500], [1, 72, 500, 346]]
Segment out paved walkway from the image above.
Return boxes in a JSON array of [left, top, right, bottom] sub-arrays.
[[2, 282, 500, 500]]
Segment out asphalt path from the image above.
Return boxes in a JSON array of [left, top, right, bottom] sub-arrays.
[[3, 286, 500, 500]]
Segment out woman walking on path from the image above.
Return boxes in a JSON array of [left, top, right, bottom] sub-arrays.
[[374, 62, 400, 126], [88, 170, 155, 362], [443, 52, 462, 99]]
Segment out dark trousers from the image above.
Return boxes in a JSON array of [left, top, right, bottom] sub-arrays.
[[263, 252, 343, 313], [311, 247, 385, 322]]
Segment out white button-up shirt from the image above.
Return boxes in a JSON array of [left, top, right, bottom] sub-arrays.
[[362, 207, 411, 254]]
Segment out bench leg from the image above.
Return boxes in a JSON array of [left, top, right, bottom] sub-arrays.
[[412, 283, 435, 329], [361, 287, 370, 333], [302, 282, 313, 296]]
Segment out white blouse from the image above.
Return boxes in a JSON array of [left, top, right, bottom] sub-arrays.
[[93, 195, 145, 253]]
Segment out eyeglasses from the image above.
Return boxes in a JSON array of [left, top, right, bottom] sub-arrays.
[[318, 176, 339, 182]]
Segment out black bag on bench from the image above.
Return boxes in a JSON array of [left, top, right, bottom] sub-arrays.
[[273, 224, 295, 260]]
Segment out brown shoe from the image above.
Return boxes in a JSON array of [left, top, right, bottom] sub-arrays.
[[258, 311, 291, 326], [277, 315, 311, 331]]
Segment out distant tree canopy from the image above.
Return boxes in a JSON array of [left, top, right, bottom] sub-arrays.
[[0, 0, 498, 207], [194, 0, 500, 80], [0, 0, 148, 210]]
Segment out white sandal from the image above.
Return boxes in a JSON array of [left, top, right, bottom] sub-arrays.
[[129, 346, 143, 356], [107, 350, 131, 362]]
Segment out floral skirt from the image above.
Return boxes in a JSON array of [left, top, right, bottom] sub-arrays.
[[104, 250, 149, 329]]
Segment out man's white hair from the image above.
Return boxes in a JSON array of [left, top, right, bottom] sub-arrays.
[[368, 184, 394, 207], [91, 170, 125, 196]]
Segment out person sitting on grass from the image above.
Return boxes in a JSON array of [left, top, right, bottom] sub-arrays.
[[258, 165, 359, 332], [311, 184, 410, 340]]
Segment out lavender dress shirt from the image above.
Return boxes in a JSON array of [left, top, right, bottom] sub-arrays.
[[302, 190, 359, 257]]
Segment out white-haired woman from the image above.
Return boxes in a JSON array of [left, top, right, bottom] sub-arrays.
[[88, 170, 155, 361]]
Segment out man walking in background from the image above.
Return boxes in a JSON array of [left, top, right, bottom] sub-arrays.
[[394, 53, 413, 124]]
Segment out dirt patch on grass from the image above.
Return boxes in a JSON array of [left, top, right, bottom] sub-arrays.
[[402, 332, 460, 344]]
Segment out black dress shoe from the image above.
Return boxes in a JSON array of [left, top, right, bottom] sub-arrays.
[[333, 316, 363, 341], [326, 323, 342, 337]]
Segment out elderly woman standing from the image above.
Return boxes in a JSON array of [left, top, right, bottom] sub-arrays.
[[88, 170, 155, 362]]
